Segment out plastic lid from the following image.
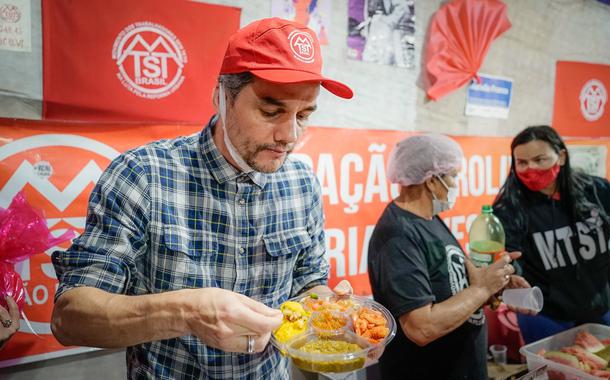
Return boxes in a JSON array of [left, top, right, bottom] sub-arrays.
[[482, 205, 493, 213]]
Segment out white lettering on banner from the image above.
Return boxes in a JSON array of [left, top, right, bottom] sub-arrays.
[[292, 146, 400, 211], [317, 153, 339, 205], [340, 153, 363, 214], [363, 149, 390, 204], [458, 155, 511, 197], [444, 213, 478, 242], [533, 220, 607, 270], [324, 225, 375, 278], [112, 22, 187, 99]]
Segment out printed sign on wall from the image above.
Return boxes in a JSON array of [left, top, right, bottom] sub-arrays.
[[553, 61, 610, 137], [465, 74, 513, 119], [42, 0, 240, 122]]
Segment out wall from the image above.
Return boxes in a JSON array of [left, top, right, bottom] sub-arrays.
[[0, 0, 609, 379]]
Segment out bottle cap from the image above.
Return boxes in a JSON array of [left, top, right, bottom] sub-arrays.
[[482, 205, 493, 213]]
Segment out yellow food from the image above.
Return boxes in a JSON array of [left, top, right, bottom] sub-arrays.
[[298, 339, 361, 354], [291, 339, 366, 373], [274, 301, 310, 343]]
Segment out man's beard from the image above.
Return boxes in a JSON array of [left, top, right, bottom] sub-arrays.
[[242, 141, 294, 173]]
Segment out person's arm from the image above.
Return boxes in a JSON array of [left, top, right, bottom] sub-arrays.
[[52, 153, 281, 353], [0, 296, 20, 350], [52, 286, 281, 352], [400, 253, 519, 346]]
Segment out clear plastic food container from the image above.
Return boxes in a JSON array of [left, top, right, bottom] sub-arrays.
[[271, 294, 397, 374], [519, 323, 610, 380]]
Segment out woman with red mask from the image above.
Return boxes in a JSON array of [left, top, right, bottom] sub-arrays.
[[493, 125, 610, 343]]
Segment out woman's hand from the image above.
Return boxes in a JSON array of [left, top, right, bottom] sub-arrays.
[[0, 296, 20, 350], [504, 275, 538, 315], [466, 251, 520, 298]]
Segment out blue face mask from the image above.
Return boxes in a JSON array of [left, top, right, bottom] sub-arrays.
[[431, 175, 458, 215]]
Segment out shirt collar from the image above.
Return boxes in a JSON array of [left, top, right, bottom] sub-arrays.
[[199, 116, 268, 189]]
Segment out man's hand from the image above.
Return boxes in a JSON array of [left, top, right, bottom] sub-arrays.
[[0, 296, 20, 350], [184, 288, 282, 354], [305, 280, 354, 298]]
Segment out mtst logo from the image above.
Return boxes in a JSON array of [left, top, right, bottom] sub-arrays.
[[112, 22, 188, 99]]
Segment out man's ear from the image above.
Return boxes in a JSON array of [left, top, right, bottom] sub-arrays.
[[212, 84, 220, 110]]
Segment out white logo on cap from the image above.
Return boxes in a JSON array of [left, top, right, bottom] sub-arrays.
[[580, 79, 607, 122], [288, 30, 315, 64], [112, 22, 188, 99]]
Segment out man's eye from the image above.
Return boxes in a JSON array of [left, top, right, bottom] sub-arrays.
[[261, 109, 280, 117], [297, 113, 310, 122]]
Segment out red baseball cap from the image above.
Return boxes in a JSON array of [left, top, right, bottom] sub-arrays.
[[220, 17, 353, 99]]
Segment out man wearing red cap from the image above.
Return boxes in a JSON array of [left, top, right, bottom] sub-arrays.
[[51, 18, 352, 379]]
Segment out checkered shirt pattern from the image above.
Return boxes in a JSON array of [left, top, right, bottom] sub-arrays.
[[52, 119, 329, 379]]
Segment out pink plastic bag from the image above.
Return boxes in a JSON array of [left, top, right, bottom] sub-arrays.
[[0, 191, 75, 312], [0, 262, 25, 312]]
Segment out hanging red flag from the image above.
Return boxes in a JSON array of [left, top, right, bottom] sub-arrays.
[[42, 0, 240, 122], [425, 0, 511, 101]]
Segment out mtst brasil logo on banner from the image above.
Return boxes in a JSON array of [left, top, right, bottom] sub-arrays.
[[42, 0, 240, 122], [554, 61, 610, 137], [112, 22, 187, 100]]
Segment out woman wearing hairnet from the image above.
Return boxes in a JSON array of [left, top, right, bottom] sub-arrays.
[[368, 134, 526, 379]]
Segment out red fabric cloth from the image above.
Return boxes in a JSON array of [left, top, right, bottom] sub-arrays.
[[425, 0, 511, 101]]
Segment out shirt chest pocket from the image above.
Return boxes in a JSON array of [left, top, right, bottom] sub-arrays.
[[154, 225, 218, 290], [263, 227, 312, 258], [162, 226, 218, 259]]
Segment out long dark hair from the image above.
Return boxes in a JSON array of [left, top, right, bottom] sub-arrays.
[[493, 125, 604, 230]]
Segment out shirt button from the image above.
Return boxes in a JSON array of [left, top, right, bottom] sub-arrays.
[[239, 247, 246, 255], [238, 199, 246, 205]]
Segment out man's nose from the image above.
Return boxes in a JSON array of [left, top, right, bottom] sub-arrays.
[[274, 116, 299, 144]]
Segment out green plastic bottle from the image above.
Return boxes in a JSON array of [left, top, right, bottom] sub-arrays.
[[469, 205, 505, 267]]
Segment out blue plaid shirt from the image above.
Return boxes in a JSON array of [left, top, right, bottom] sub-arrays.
[[52, 118, 329, 379]]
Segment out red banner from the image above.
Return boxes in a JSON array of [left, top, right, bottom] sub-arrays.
[[553, 61, 610, 137], [0, 121, 608, 366], [0, 119, 202, 366], [42, 0, 240, 122]]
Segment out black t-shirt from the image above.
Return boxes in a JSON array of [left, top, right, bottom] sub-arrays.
[[368, 202, 487, 380], [494, 176, 610, 322]]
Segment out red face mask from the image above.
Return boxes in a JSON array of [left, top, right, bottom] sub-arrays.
[[516, 163, 561, 192]]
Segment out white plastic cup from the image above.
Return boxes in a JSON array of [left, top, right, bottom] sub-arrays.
[[501, 286, 544, 312], [490, 344, 507, 364]]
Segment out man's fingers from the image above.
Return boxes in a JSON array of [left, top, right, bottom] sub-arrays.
[[333, 280, 353, 296], [227, 303, 282, 335], [238, 295, 283, 318]]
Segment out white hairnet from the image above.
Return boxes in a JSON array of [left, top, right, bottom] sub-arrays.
[[387, 134, 464, 186]]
